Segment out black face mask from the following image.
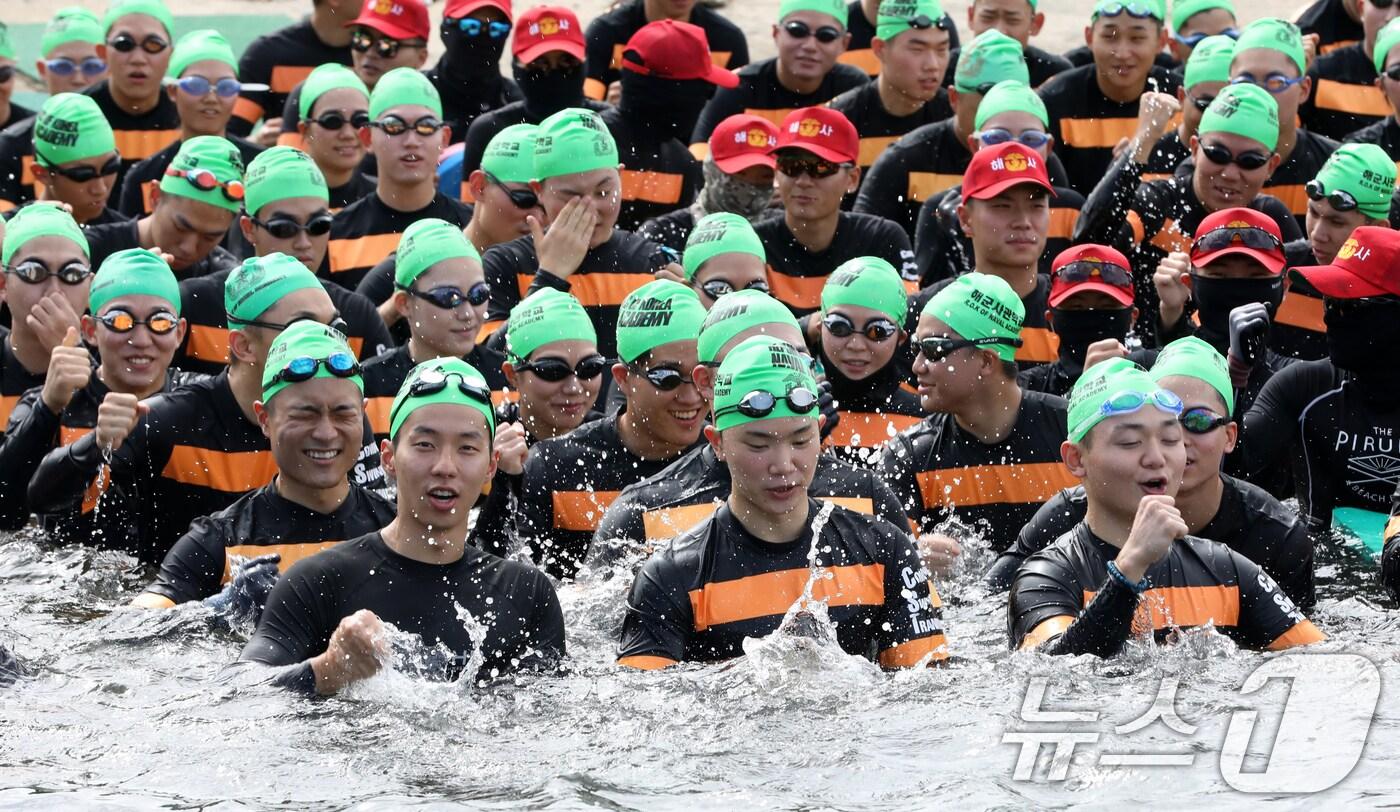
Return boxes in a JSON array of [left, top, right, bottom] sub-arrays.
[[514, 60, 586, 119], [618, 72, 714, 142], [440, 23, 509, 80], [1050, 307, 1134, 376], [1190, 274, 1284, 341], [1325, 297, 1400, 375]]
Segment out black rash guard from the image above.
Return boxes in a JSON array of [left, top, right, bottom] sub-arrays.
[[827, 81, 953, 190], [1296, 0, 1364, 55], [1300, 43, 1388, 142], [637, 207, 697, 252], [913, 182, 1084, 286], [229, 17, 352, 137], [0, 330, 56, 528], [1344, 114, 1400, 158], [754, 211, 916, 317], [326, 192, 474, 291], [583, 0, 749, 100], [1008, 523, 1324, 655], [906, 274, 1061, 369], [1273, 239, 1330, 361], [240, 531, 566, 690], [690, 58, 870, 153], [146, 483, 395, 604], [617, 500, 947, 669], [819, 346, 925, 468], [600, 106, 703, 232], [117, 135, 264, 217]]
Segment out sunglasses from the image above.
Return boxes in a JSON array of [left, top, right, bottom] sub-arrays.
[[484, 172, 538, 209], [169, 75, 251, 98], [1191, 225, 1282, 254], [714, 387, 819, 420], [311, 109, 370, 131], [97, 308, 180, 335], [1229, 73, 1305, 95], [1187, 93, 1215, 112], [516, 354, 609, 382], [782, 20, 843, 43], [368, 114, 445, 137], [1305, 179, 1359, 212], [1373, 0, 1399, 7], [232, 313, 349, 334], [628, 363, 698, 392], [1053, 258, 1134, 288], [446, 16, 512, 39], [1173, 28, 1239, 47], [1094, 2, 1159, 19], [1071, 388, 1183, 439], [699, 278, 770, 300], [1199, 141, 1272, 171], [974, 128, 1052, 149], [776, 155, 848, 179], [165, 167, 245, 201], [822, 313, 899, 342], [108, 33, 169, 54], [0, 66, 13, 84], [250, 212, 334, 239], [43, 57, 107, 78], [1179, 406, 1230, 434], [351, 29, 426, 58], [390, 367, 493, 428], [1384, 64, 1400, 82], [915, 335, 1022, 363], [5, 259, 93, 285], [398, 282, 491, 309], [43, 153, 122, 183], [268, 352, 361, 388]]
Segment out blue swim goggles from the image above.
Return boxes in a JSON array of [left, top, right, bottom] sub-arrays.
[[1093, 2, 1161, 21], [1173, 28, 1239, 47], [268, 352, 361, 387], [1072, 388, 1183, 440]]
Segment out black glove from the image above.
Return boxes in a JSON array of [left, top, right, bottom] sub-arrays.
[[1227, 302, 1271, 368], [203, 553, 281, 625], [818, 378, 840, 441]]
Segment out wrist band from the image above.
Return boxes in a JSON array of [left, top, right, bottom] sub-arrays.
[[1107, 560, 1148, 594]]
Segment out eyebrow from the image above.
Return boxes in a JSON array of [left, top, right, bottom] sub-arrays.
[[174, 214, 230, 239]]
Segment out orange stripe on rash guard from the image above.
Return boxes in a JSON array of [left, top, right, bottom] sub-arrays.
[[916, 461, 1077, 508], [367, 396, 393, 435], [186, 324, 232, 364], [1058, 117, 1138, 149], [879, 633, 949, 667], [906, 172, 963, 203], [743, 107, 796, 126], [328, 232, 404, 276], [1320, 39, 1359, 54], [857, 136, 899, 168], [1149, 218, 1191, 255], [113, 128, 181, 161], [1265, 183, 1308, 216], [620, 170, 685, 205], [271, 65, 317, 95], [1268, 619, 1326, 650], [641, 495, 873, 541], [689, 142, 710, 160], [0, 200, 14, 212], [1126, 211, 1146, 244], [1275, 289, 1326, 333], [221, 540, 341, 584], [59, 426, 93, 446], [1016, 326, 1060, 363], [161, 445, 277, 493], [1083, 584, 1240, 629], [478, 319, 504, 343], [276, 132, 306, 150], [688, 563, 886, 632], [765, 267, 826, 311], [81, 464, 111, 515], [0, 395, 19, 426], [1387, 514, 1400, 542], [618, 654, 678, 670], [1314, 79, 1391, 117], [232, 96, 265, 125], [1019, 615, 1074, 649], [584, 77, 608, 101], [824, 411, 923, 449], [838, 48, 881, 76], [513, 272, 654, 306], [1049, 208, 1079, 240], [1141, 172, 1174, 183], [553, 490, 622, 531]]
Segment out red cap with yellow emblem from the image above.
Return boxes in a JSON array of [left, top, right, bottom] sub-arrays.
[[1190, 208, 1286, 275], [771, 106, 859, 164], [1291, 225, 1400, 299], [710, 114, 778, 173], [962, 142, 1054, 200], [512, 5, 586, 63], [1049, 244, 1135, 307], [345, 0, 431, 41]]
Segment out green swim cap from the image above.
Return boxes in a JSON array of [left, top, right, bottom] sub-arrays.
[[166, 30, 237, 79], [1233, 18, 1306, 76], [821, 257, 908, 324], [41, 8, 104, 56], [225, 253, 324, 325], [534, 107, 619, 182], [90, 248, 181, 315], [159, 136, 246, 214], [1068, 360, 1180, 443], [713, 336, 820, 432], [697, 289, 802, 364], [33, 93, 116, 168], [1172, 0, 1234, 32], [261, 320, 363, 403], [616, 280, 706, 363], [506, 288, 597, 361], [389, 357, 496, 440], [395, 218, 481, 289], [876, 0, 945, 42], [974, 80, 1048, 130], [1184, 34, 1235, 88], [0, 23, 13, 60], [777, 0, 847, 24], [481, 124, 540, 185], [369, 66, 442, 120], [1375, 17, 1400, 73], [1091, 0, 1164, 22], [920, 272, 1024, 362], [682, 212, 766, 281], [103, 0, 175, 38], [1199, 83, 1279, 152], [1, 204, 89, 266], [243, 146, 329, 218], [1311, 143, 1395, 221], [299, 63, 369, 120], [954, 29, 1030, 94], [1151, 335, 1233, 414]]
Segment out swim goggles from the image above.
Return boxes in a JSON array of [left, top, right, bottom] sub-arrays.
[[714, 387, 819, 421], [267, 352, 361, 387]]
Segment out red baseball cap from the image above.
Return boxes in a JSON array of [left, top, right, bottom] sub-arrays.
[[621, 20, 739, 88], [1049, 244, 1135, 307], [962, 142, 1054, 200], [444, 0, 512, 19], [771, 107, 858, 164], [345, 0, 431, 41], [1190, 208, 1285, 275], [513, 6, 585, 63], [710, 114, 778, 173], [1291, 225, 1400, 299]]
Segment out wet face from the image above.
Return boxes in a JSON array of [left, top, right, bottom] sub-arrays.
[[385, 403, 496, 531], [973, 110, 1053, 160], [821, 303, 901, 381], [620, 340, 707, 450], [368, 103, 449, 188], [1071, 409, 1186, 522], [773, 11, 849, 84], [396, 257, 487, 359], [352, 26, 428, 87], [775, 149, 858, 223], [1155, 374, 1235, 493], [536, 168, 622, 248], [242, 196, 333, 272], [959, 185, 1050, 269], [1170, 8, 1237, 61], [1, 235, 92, 327], [911, 314, 998, 413], [148, 192, 236, 271], [1086, 15, 1166, 98], [879, 25, 951, 103], [40, 40, 107, 95], [714, 415, 820, 520], [84, 293, 184, 395], [1229, 47, 1308, 130], [1306, 198, 1372, 265], [235, 286, 338, 373], [469, 170, 545, 246], [691, 253, 770, 309], [169, 59, 237, 137], [302, 87, 370, 177], [1181, 79, 1226, 135], [505, 339, 604, 436], [969, 0, 1042, 45], [1191, 131, 1278, 212], [261, 377, 365, 492], [35, 150, 120, 224], [106, 14, 172, 102]]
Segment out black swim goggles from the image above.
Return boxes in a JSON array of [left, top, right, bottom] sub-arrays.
[[1198, 141, 1272, 171], [915, 335, 1022, 362], [822, 313, 899, 342], [627, 363, 698, 391], [310, 110, 371, 131], [250, 212, 334, 239], [397, 281, 491, 309], [232, 313, 349, 334], [389, 367, 493, 429], [1179, 407, 1230, 434], [268, 352, 361, 387], [5, 259, 93, 285], [484, 172, 539, 209], [714, 387, 819, 421], [515, 354, 609, 382], [97, 308, 179, 335], [107, 33, 168, 54], [781, 20, 843, 43], [1305, 179, 1359, 212], [42, 153, 122, 183], [1191, 224, 1282, 254], [699, 278, 769, 300]]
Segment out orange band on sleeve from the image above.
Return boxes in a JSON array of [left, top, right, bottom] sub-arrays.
[[617, 654, 677, 670], [879, 634, 949, 667], [1019, 615, 1074, 649], [1268, 619, 1326, 650]]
